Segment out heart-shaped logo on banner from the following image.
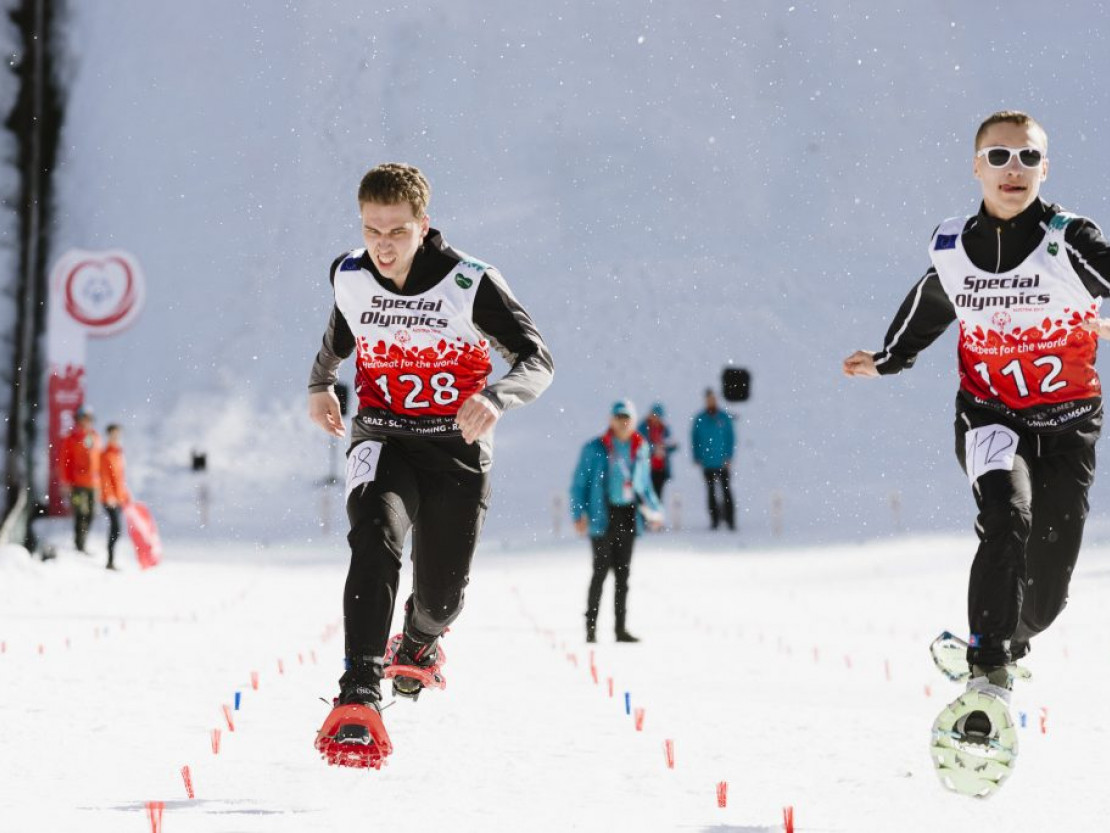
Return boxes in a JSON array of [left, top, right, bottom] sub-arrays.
[[63, 254, 144, 335]]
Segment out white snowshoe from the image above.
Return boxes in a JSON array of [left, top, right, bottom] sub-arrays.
[[928, 631, 1032, 684], [930, 676, 1019, 798]]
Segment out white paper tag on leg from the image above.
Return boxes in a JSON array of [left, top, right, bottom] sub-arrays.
[[964, 425, 1019, 486], [345, 440, 383, 500]]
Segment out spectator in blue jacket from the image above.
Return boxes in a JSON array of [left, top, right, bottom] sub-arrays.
[[638, 402, 678, 500], [691, 389, 736, 530], [570, 399, 663, 643]]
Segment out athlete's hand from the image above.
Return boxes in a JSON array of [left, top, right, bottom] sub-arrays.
[[309, 390, 346, 438], [1080, 318, 1110, 340], [457, 394, 501, 444], [842, 350, 879, 378], [574, 516, 589, 536]]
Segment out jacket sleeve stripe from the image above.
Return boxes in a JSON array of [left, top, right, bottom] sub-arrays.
[[875, 270, 933, 366]]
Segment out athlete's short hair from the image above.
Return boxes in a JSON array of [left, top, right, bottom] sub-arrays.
[[357, 163, 431, 218], [975, 111, 1048, 151]]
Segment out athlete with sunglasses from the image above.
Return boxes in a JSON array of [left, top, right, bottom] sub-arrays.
[[843, 111, 1110, 797]]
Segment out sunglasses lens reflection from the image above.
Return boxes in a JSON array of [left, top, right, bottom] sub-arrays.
[[984, 147, 1042, 168], [986, 148, 1012, 166], [1018, 148, 1043, 167]]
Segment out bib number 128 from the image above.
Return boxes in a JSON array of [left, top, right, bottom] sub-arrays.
[[374, 372, 459, 409]]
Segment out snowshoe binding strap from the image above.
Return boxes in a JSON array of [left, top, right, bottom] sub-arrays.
[[315, 704, 393, 769], [384, 662, 447, 696]]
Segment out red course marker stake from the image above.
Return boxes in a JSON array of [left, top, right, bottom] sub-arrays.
[[783, 805, 795, 833], [663, 739, 675, 769], [181, 765, 195, 799], [716, 781, 728, 808], [278, 658, 285, 674], [607, 677, 614, 698], [251, 670, 260, 690], [211, 728, 222, 754], [146, 800, 165, 833], [222, 704, 236, 732], [634, 707, 645, 731]]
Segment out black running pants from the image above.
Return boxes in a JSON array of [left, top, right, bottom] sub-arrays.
[[955, 409, 1098, 667], [343, 440, 491, 661]]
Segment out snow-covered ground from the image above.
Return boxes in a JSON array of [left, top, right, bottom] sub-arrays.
[[4, 530, 1109, 832]]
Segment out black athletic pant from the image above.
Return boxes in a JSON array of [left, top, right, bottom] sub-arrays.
[[955, 406, 1099, 668], [71, 487, 95, 552], [650, 470, 668, 501], [702, 467, 734, 529], [105, 505, 123, 567], [343, 438, 491, 662], [586, 505, 638, 632]]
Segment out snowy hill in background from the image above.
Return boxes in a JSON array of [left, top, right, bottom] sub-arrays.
[[46, 1, 1110, 544]]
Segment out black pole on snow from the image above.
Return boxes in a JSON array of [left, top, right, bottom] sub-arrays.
[[3, 0, 63, 549]]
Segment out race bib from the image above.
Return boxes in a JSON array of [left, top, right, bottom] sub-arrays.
[[964, 425, 1019, 486], [345, 440, 383, 500]]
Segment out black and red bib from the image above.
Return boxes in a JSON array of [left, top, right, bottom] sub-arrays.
[[929, 213, 1101, 422], [333, 250, 493, 428]]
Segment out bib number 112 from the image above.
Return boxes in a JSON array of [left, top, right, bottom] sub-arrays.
[[973, 356, 1066, 398]]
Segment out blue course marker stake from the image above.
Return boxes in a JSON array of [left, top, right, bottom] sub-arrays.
[[234, 691, 242, 711], [624, 692, 631, 715], [1019, 711, 1027, 728]]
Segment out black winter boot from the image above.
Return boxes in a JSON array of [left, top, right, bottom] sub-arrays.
[[338, 656, 383, 706], [386, 632, 444, 700]]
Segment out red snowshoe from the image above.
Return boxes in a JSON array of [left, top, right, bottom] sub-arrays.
[[383, 633, 447, 699], [314, 703, 393, 769]]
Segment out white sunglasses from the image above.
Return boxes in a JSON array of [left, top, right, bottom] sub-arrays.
[[976, 146, 1046, 169]]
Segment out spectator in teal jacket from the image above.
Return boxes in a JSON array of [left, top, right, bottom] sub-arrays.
[[570, 399, 663, 643], [691, 389, 736, 530]]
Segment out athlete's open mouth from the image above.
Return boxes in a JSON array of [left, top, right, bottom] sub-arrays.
[[1000, 184, 1027, 193]]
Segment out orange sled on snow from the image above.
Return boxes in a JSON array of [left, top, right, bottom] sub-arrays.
[[314, 704, 393, 769]]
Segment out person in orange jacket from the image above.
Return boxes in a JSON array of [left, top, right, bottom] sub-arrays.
[[100, 423, 131, 571], [58, 406, 102, 554]]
